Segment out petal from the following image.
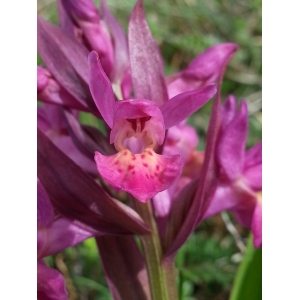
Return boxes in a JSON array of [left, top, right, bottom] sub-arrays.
[[185, 43, 238, 79], [202, 180, 256, 223], [163, 123, 199, 164], [217, 100, 248, 181], [37, 179, 54, 228], [243, 164, 262, 191], [160, 84, 216, 129], [244, 141, 262, 169], [221, 94, 238, 129], [88, 50, 116, 128], [152, 189, 172, 218], [128, 0, 168, 105], [37, 260, 68, 300], [167, 43, 238, 98], [95, 149, 182, 202]]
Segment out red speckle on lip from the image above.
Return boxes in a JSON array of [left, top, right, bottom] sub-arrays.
[[132, 154, 136, 160], [143, 163, 148, 167], [141, 154, 145, 159], [132, 171, 136, 175], [128, 165, 134, 170], [156, 165, 160, 171], [117, 168, 122, 173], [114, 160, 119, 165], [147, 151, 153, 156]]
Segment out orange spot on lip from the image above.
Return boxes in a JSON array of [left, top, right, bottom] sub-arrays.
[[143, 163, 148, 167]]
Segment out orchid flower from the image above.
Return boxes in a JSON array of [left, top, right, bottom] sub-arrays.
[[88, 50, 216, 202], [202, 95, 262, 248]]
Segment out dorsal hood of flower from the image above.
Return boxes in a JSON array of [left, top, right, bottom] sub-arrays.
[[88, 51, 217, 202]]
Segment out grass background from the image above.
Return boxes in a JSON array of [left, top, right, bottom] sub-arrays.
[[38, 0, 262, 299]]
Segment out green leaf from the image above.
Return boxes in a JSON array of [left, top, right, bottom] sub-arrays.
[[229, 235, 262, 300]]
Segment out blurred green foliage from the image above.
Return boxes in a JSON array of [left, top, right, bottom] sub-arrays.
[[38, 0, 261, 298]]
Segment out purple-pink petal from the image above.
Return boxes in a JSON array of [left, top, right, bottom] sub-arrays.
[[95, 149, 182, 202], [217, 100, 248, 181], [201, 184, 243, 220], [88, 50, 116, 128], [243, 163, 262, 191], [128, 0, 168, 106], [160, 84, 216, 129], [166, 43, 238, 98], [221, 95, 238, 129], [244, 141, 262, 170]]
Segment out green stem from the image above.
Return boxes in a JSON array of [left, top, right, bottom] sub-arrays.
[[133, 200, 169, 300], [162, 256, 179, 300]]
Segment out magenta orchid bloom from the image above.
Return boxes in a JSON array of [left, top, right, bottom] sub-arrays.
[[88, 50, 216, 202], [203, 95, 262, 248], [37, 179, 95, 300]]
